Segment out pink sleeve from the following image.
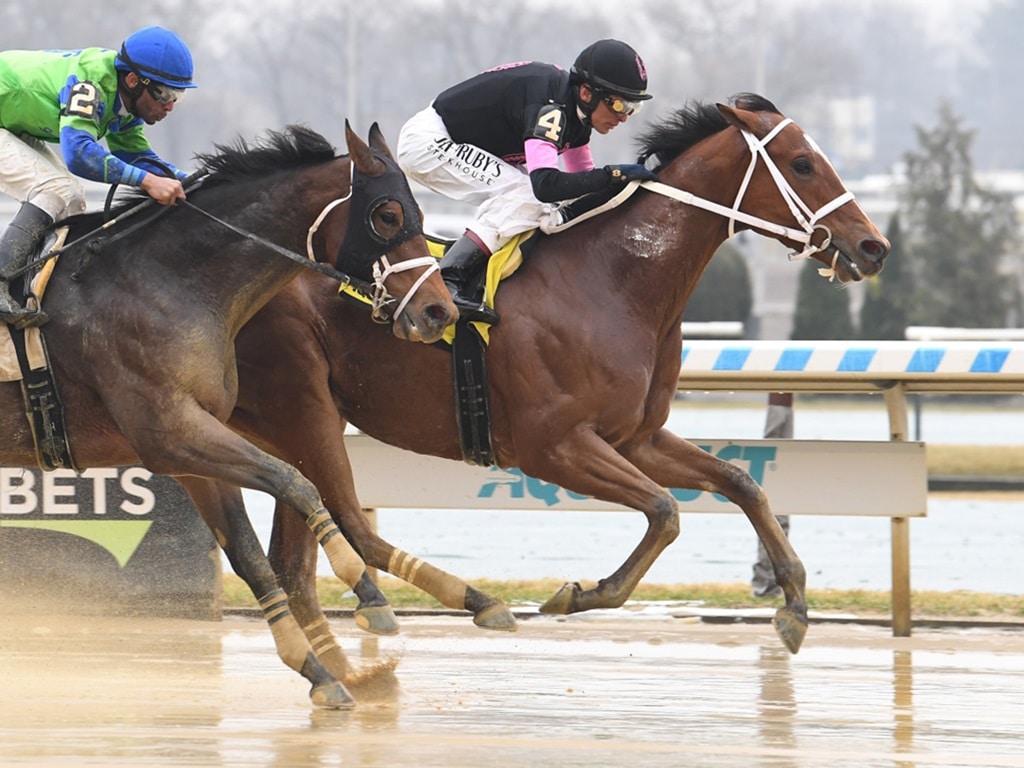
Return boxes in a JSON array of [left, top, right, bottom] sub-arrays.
[[561, 144, 595, 172], [525, 139, 596, 173], [524, 138, 560, 172]]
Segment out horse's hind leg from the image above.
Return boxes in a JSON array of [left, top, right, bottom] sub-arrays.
[[176, 477, 355, 708], [625, 430, 808, 653]]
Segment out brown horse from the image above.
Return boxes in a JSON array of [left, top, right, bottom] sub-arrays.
[[226, 94, 888, 667], [0, 123, 456, 708]]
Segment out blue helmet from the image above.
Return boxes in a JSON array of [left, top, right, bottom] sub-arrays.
[[115, 26, 196, 89]]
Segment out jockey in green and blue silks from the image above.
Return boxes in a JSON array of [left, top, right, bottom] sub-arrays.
[[0, 25, 197, 328]]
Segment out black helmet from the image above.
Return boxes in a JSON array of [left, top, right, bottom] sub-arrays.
[[570, 39, 652, 101]]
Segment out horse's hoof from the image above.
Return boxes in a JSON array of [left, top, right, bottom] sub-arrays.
[[310, 680, 356, 709], [473, 602, 518, 632], [772, 607, 808, 654], [354, 605, 400, 636], [539, 582, 580, 615]]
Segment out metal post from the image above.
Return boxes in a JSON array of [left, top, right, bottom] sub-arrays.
[[884, 384, 913, 637]]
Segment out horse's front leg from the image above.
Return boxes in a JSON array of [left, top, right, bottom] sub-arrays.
[[300, 504, 399, 636], [626, 429, 808, 653], [135, 407, 398, 637], [259, 424, 517, 633], [176, 477, 355, 709], [333, 504, 519, 632], [269, 508, 403, 699], [266, 507, 353, 681]]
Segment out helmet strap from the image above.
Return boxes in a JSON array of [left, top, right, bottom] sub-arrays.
[[575, 83, 599, 123], [118, 71, 146, 114]]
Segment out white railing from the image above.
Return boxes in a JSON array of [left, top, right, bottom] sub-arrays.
[[349, 338, 1024, 637]]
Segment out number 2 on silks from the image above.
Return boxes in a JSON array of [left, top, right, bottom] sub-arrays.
[[64, 81, 99, 120], [533, 105, 564, 142]]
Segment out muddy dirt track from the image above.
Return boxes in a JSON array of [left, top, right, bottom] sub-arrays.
[[1, 610, 1023, 767]]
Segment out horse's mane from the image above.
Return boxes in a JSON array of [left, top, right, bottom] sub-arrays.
[[195, 123, 337, 186], [636, 92, 780, 170]]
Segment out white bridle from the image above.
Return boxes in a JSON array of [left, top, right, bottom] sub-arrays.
[[369, 254, 439, 322], [305, 162, 438, 322], [639, 118, 856, 281]]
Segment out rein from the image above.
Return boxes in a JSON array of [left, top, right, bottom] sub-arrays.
[[20, 164, 437, 323], [178, 198, 435, 323], [639, 118, 855, 281], [176, 199, 365, 287]]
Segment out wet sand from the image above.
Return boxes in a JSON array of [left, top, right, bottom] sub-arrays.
[[1, 611, 1023, 767]]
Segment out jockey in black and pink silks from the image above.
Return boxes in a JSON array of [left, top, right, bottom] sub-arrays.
[[397, 39, 655, 324]]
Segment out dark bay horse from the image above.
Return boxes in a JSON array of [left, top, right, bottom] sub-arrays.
[[231, 94, 888, 665], [0, 123, 456, 708]]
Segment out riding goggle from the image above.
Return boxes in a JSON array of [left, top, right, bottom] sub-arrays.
[[145, 81, 187, 105], [601, 94, 643, 117]]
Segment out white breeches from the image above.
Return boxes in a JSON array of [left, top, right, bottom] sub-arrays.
[[397, 105, 562, 253]]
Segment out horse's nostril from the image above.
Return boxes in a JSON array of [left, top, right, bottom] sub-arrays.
[[428, 303, 454, 323], [860, 239, 888, 261]]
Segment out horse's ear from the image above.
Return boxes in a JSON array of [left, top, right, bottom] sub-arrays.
[[367, 122, 395, 162], [345, 119, 385, 176], [717, 103, 741, 126], [718, 102, 757, 133]]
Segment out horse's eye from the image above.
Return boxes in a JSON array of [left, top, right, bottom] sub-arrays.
[[377, 209, 400, 227], [792, 157, 813, 176]]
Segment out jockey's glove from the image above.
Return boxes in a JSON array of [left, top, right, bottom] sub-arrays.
[[605, 164, 659, 184]]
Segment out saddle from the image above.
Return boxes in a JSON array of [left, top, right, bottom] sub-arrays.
[[432, 232, 538, 466], [1, 226, 77, 470], [340, 231, 539, 466]]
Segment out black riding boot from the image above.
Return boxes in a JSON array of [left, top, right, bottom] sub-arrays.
[[0, 202, 53, 329], [440, 234, 500, 325]]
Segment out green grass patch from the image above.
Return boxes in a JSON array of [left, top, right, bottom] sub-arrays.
[[222, 574, 1024, 619], [220, 433, 1024, 619]]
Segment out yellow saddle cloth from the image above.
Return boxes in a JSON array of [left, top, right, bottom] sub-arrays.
[[342, 230, 535, 345]]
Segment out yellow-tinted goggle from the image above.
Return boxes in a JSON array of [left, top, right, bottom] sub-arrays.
[[601, 94, 643, 117]]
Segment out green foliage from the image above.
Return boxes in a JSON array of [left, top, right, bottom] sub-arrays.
[[898, 103, 1022, 328], [682, 241, 753, 323], [790, 257, 854, 340], [859, 213, 913, 339], [220, 574, 1024, 618]]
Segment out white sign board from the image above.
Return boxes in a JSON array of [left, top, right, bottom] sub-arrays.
[[346, 435, 927, 518]]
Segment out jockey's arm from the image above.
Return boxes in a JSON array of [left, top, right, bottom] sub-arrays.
[[525, 138, 613, 203]]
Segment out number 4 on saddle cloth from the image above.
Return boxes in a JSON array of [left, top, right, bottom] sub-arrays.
[[0, 226, 76, 471]]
